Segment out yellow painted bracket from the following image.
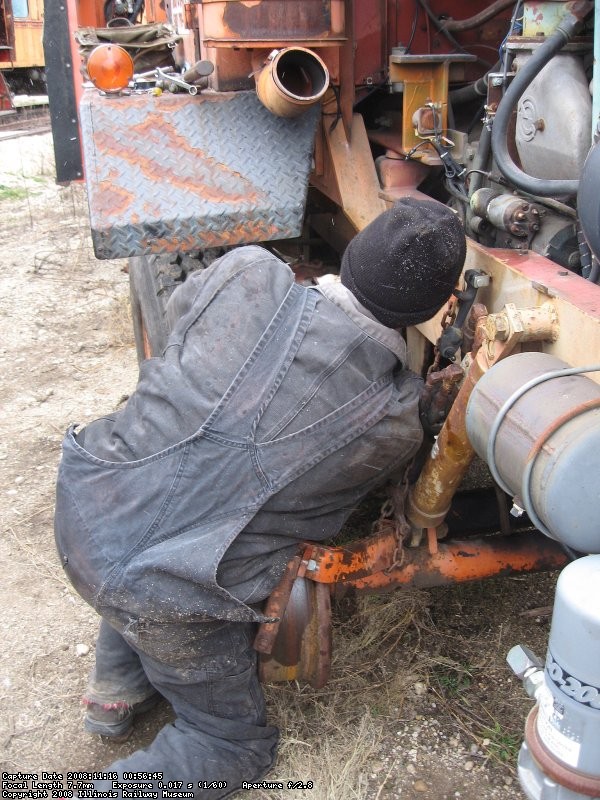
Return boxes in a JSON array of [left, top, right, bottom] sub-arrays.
[[389, 53, 474, 163]]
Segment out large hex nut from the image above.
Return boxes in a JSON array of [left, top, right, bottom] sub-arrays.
[[507, 644, 543, 679]]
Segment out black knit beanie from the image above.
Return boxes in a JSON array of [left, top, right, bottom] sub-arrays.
[[340, 198, 466, 328]]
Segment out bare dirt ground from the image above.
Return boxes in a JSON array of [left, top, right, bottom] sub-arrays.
[[0, 132, 558, 800]]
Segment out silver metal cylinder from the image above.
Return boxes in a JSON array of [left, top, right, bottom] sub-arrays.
[[543, 555, 600, 775], [465, 352, 600, 552], [470, 189, 540, 237], [517, 556, 600, 799]]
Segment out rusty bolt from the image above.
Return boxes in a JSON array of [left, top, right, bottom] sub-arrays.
[[485, 313, 509, 341], [494, 315, 510, 338]]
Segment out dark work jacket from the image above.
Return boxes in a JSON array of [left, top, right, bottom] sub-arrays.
[[55, 247, 423, 625]]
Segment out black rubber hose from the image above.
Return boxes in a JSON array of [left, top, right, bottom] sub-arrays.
[[450, 62, 500, 105], [468, 122, 493, 197], [589, 256, 600, 284], [466, 121, 493, 235], [490, 10, 587, 197], [444, 0, 516, 32]]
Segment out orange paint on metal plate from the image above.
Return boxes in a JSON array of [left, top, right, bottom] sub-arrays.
[[90, 97, 269, 210], [95, 180, 136, 217]]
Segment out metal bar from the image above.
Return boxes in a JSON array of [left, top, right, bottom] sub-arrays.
[[332, 532, 568, 594], [42, 0, 82, 182]]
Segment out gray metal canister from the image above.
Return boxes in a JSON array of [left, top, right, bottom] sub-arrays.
[[539, 555, 600, 778], [515, 556, 600, 800], [465, 352, 600, 552]]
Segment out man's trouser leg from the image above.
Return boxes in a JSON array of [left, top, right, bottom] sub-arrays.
[[85, 618, 156, 706], [83, 619, 159, 738], [90, 618, 279, 800]]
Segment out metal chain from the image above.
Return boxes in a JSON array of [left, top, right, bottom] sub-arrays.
[[428, 294, 458, 375], [373, 466, 413, 574]]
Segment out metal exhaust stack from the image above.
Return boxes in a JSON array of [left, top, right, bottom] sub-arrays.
[[256, 47, 329, 118]]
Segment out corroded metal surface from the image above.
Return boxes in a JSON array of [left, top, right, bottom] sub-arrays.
[[200, 0, 345, 43], [303, 529, 400, 584], [300, 529, 567, 590], [324, 532, 568, 594], [407, 359, 484, 530], [258, 576, 332, 689], [80, 90, 319, 258], [254, 554, 304, 656]]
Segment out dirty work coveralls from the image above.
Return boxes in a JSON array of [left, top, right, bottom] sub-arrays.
[[54, 246, 423, 797]]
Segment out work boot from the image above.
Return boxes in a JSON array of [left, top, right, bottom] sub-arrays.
[[83, 691, 161, 740]]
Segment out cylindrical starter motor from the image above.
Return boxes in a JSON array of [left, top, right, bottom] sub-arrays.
[[507, 556, 600, 800]]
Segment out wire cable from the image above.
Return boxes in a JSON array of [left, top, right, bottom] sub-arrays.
[[486, 364, 600, 541]]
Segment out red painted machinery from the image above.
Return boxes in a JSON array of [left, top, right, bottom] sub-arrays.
[[44, 4, 600, 794]]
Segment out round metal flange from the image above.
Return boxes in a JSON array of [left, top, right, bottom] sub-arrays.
[[525, 706, 600, 797], [258, 577, 332, 689]]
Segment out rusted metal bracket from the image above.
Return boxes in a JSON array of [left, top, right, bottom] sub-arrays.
[[284, 527, 567, 592], [256, 567, 332, 689], [254, 553, 306, 655]]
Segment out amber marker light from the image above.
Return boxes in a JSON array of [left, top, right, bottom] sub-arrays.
[[87, 44, 134, 93]]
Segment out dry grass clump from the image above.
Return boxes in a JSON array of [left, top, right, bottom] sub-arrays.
[[258, 589, 431, 799]]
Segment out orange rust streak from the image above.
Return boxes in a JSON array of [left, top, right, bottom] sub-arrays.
[[304, 530, 399, 584], [93, 128, 262, 208], [142, 221, 281, 253], [96, 172, 136, 218], [335, 533, 568, 594], [130, 114, 266, 204]]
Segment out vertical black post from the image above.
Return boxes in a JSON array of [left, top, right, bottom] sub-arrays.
[[43, 0, 82, 182]]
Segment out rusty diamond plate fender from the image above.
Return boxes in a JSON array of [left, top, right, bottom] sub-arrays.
[[80, 90, 320, 259]]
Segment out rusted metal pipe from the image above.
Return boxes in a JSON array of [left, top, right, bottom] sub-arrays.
[[255, 47, 329, 118], [334, 532, 568, 595], [406, 304, 558, 532], [407, 354, 485, 530]]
